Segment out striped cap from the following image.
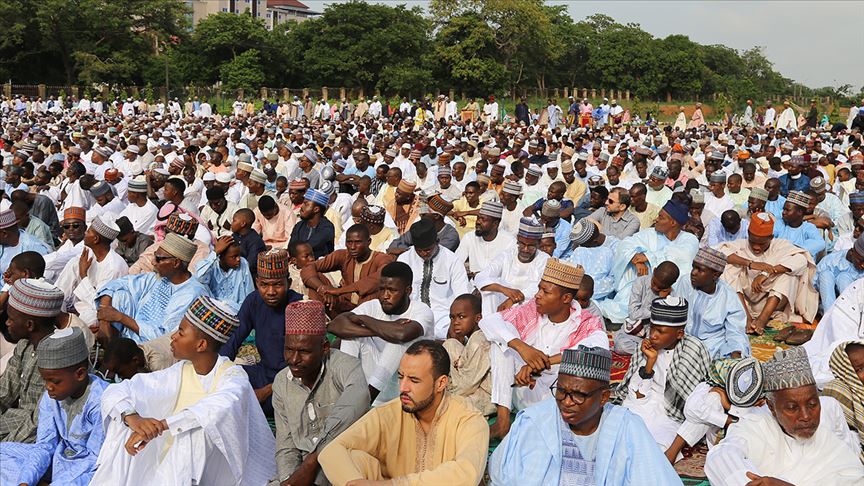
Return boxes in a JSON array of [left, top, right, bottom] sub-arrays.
[[502, 181, 523, 195], [237, 162, 254, 173], [569, 220, 596, 246], [541, 259, 583, 290], [426, 194, 454, 216], [284, 300, 327, 336], [708, 172, 727, 183], [258, 249, 289, 279], [397, 180, 417, 194], [128, 176, 148, 193], [478, 201, 504, 219], [167, 213, 198, 237], [249, 169, 267, 185], [91, 215, 120, 241], [748, 187, 769, 202], [560, 345, 612, 382], [37, 327, 90, 369], [8, 278, 64, 317], [304, 188, 330, 208], [289, 178, 308, 190], [185, 296, 239, 344], [160, 233, 197, 262], [437, 165, 451, 177], [786, 191, 812, 209], [517, 217, 544, 240], [90, 181, 112, 198], [809, 176, 826, 194], [0, 209, 17, 229], [693, 247, 727, 273], [526, 166, 542, 177], [650, 296, 688, 327], [848, 192, 864, 205]]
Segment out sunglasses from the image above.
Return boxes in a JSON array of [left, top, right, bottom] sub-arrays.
[[153, 254, 177, 263], [62, 223, 84, 229]]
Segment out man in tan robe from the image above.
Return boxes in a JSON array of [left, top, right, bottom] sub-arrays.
[[716, 212, 818, 335], [319, 341, 489, 486]]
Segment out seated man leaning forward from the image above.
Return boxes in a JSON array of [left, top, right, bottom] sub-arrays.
[[318, 340, 489, 486], [480, 258, 608, 438], [489, 345, 681, 485], [705, 347, 864, 486]]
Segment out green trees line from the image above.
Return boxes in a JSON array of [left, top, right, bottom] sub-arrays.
[[1, 0, 858, 104]]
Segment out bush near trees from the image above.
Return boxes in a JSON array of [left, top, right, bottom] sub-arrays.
[[2, 0, 860, 104]]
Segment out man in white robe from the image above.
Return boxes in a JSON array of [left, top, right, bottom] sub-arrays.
[[474, 217, 549, 317], [118, 177, 157, 234], [763, 101, 776, 127], [91, 296, 276, 485], [776, 101, 797, 130], [454, 201, 515, 281], [804, 277, 864, 386], [705, 347, 864, 486]]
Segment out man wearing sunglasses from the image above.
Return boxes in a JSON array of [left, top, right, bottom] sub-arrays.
[[42, 206, 88, 282], [490, 345, 679, 484]]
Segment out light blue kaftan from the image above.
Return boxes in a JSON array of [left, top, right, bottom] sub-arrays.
[[0, 230, 50, 285], [674, 278, 750, 358], [194, 252, 254, 311], [773, 220, 825, 260], [564, 246, 615, 300], [489, 400, 682, 485], [96, 273, 211, 343], [0, 376, 107, 486], [815, 250, 864, 311]]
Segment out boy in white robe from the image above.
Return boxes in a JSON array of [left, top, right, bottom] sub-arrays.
[[91, 296, 276, 485]]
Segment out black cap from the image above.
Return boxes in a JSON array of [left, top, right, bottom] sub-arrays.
[[116, 216, 134, 238], [410, 219, 437, 248]]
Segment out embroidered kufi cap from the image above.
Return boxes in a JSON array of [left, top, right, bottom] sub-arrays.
[[185, 296, 239, 344], [560, 345, 612, 382], [36, 328, 89, 369]]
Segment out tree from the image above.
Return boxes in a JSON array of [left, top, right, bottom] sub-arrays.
[[429, 12, 507, 96], [220, 49, 265, 91]]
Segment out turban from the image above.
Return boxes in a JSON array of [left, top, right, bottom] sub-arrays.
[[749, 212, 775, 237]]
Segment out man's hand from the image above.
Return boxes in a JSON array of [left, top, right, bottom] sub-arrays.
[[711, 386, 732, 411], [657, 287, 672, 298], [514, 364, 537, 388], [751, 274, 768, 294], [749, 262, 773, 273], [124, 414, 167, 441], [281, 454, 319, 486], [125, 431, 151, 456], [96, 304, 124, 323], [214, 235, 234, 255], [640, 339, 658, 364], [747, 317, 768, 336], [497, 298, 515, 312], [499, 287, 525, 304], [79, 247, 93, 279], [254, 384, 273, 403], [745, 472, 794, 486], [511, 341, 550, 372]]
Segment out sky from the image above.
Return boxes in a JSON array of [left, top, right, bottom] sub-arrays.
[[301, 0, 864, 90]]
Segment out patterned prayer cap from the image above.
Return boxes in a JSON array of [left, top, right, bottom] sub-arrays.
[[61, 207, 86, 223], [91, 215, 120, 241], [517, 217, 544, 240], [258, 249, 289, 279], [587, 175, 605, 188], [304, 188, 330, 208], [542, 259, 583, 290], [37, 327, 89, 370], [690, 188, 705, 204], [560, 159, 574, 173], [650, 166, 668, 179], [662, 200, 689, 226], [0, 209, 17, 229], [90, 181, 112, 198], [167, 213, 198, 237], [237, 161, 254, 173], [502, 181, 523, 196], [284, 300, 327, 336], [849, 192, 864, 205], [789, 155, 808, 167], [478, 201, 504, 219], [726, 358, 764, 407], [786, 191, 812, 209], [361, 205, 386, 225], [426, 194, 454, 216], [809, 176, 827, 194], [693, 247, 727, 273], [476, 174, 491, 186], [650, 296, 688, 327], [560, 345, 612, 382], [748, 187, 769, 202], [569, 220, 596, 246], [526, 166, 542, 177], [437, 165, 452, 177], [763, 347, 815, 392], [185, 296, 239, 344], [8, 278, 64, 318], [397, 180, 417, 194], [749, 212, 774, 237], [708, 172, 727, 183], [128, 176, 148, 193], [541, 199, 561, 217], [854, 234, 864, 258]]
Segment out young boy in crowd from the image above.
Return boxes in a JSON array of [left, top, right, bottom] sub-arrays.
[[443, 294, 495, 416], [575, 274, 605, 326], [102, 337, 149, 381], [539, 230, 557, 256], [614, 296, 711, 462], [91, 296, 276, 484], [614, 261, 680, 355], [1, 251, 47, 371], [0, 327, 107, 485], [231, 208, 266, 279], [194, 235, 255, 310], [287, 240, 315, 298]]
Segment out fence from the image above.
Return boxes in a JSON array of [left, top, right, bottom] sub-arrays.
[[2, 83, 834, 109]]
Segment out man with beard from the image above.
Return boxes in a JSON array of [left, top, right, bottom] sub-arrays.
[[328, 262, 434, 405], [41, 207, 87, 282], [220, 249, 303, 415], [319, 340, 489, 486], [475, 217, 550, 316], [628, 182, 661, 230], [272, 301, 369, 486], [489, 345, 680, 484], [289, 188, 335, 259], [706, 347, 864, 485], [455, 201, 514, 280]]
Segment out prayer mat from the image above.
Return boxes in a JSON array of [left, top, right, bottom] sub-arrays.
[[674, 443, 708, 479], [611, 351, 630, 383]]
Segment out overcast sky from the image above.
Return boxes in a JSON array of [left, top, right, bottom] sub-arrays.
[[302, 0, 864, 90]]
